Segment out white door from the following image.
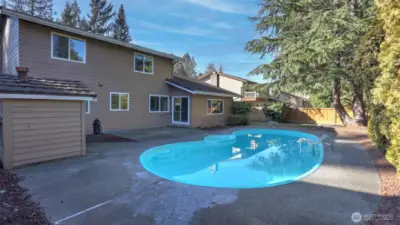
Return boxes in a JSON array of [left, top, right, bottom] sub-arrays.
[[172, 96, 190, 125]]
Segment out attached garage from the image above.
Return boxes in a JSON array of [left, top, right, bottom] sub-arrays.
[[0, 68, 96, 169]]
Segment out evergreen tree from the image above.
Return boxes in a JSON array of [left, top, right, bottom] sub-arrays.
[[219, 65, 224, 74], [370, 0, 400, 171], [173, 53, 198, 77], [7, 0, 27, 12], [59, 0, 81, 27], [85, 0, 115, 35], [246, 0, 373, 125], [111, 4, 131, 42], [24, 0, 53, 20], [206, 63, 216, 74], [8, 0, 53, 20]]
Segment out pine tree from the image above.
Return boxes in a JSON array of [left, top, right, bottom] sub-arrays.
[[206, 63, 216, 74], [111, 4, 131, 42], [27, 0, 53, 20], [219, 65, 224, 74], [246, 0, 373, 125], [173, 53, 198, 77], [85, 0, 115, 35], [59, 0, 81, 27], [7, 0, 27, 12]]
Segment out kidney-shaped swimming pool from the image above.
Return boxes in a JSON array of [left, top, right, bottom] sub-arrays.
[[140, 129, 324, 188]]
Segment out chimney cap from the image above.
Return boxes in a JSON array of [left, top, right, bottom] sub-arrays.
[[16, 67, 29, 72]]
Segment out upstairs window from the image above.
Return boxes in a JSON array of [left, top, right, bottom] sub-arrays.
[[207, 99, 224, 115], [110, 92, 129, 111], [52, 33, 86, 63], [149, 95, 169, 112], [134, 53, 153, 74]]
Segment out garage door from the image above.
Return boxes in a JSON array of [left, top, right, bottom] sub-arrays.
[[2, 99, 86, 168]]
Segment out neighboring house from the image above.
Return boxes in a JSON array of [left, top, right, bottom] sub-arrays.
[[199, 72, 311, 108], [270, 92, 312, 108], [199, 72, 267, 103], [0, 8, 237, 168]]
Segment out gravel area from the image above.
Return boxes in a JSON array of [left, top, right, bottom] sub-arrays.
[[335, 127, 399, 225], [0, 169, 51, 225]]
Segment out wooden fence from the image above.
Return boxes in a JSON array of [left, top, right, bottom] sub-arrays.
[[285, 108, 353, 125]]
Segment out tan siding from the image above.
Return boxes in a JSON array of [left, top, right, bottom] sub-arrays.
[[19, 20, 174, 133], [190, 95, 233, 128], [2, 99, 85, 168], [2, 16, 19, 75]]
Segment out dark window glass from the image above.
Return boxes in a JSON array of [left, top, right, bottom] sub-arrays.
[[150, 96, 160, 111], [160, 97, 169, 112], [135, 54, 144, 72], [111, 94, 119, 110], [52, 34, 69, 59]]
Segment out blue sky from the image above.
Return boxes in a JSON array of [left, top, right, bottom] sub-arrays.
[[53, 0, 272, 83]]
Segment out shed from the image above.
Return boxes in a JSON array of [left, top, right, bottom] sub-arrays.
[[0, 68, 96, 169]]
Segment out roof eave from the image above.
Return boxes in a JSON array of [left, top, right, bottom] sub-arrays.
[[0, 93, 97, 101], [166, 81, 239, 98], [0, 7, 182, 61]]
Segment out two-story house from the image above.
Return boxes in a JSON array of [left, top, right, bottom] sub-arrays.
[[0, 7, 238, 168]]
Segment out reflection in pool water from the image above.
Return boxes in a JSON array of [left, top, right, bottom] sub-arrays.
[[140, 129, 324, 188]]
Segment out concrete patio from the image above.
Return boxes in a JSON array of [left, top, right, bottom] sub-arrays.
[[14, 124, 381, 225]]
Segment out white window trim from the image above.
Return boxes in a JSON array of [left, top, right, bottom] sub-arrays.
[[149, 94, 169, 113], [51, 32, 86, 64], [85, 100, 91, 114], [110, 92, 130, 111], [134, 53, 154, 75], [207, 99, 224, 115]]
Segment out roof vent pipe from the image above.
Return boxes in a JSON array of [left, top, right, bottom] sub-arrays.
[[16, 67, 29, 82]]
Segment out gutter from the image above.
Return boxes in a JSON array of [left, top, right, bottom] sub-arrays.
[[166, 81, 240, 98]]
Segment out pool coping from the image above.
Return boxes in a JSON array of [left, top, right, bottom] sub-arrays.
[[140, 128, 325, 189]]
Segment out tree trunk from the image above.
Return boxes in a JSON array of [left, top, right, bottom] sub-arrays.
[[332, 77, 352, 125], [352, 87, 367, 126]]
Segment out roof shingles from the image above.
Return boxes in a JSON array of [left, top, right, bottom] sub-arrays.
[[0, 74, 96, 97], [166, 76, 240, 97]]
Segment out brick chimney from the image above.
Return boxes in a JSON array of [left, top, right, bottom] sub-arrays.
[[16, 67, 29, 82]]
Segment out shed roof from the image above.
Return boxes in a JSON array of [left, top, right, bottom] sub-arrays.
[[166, 76, 240, 97], [0, 74, 96, 99]]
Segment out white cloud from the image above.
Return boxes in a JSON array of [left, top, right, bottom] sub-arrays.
[[185, 0, 255, 14], [136, 20, 211, 36], [213, 22, 234, 29]]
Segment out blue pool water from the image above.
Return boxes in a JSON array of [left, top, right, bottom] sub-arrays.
[[140, 129, 324, 188]]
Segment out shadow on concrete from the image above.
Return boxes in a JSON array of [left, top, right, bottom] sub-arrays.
[[187, 181, 388, 225]]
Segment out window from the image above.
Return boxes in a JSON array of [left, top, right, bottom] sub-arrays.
[[134, 53, 153, 74], [51, 33, 86, 63], [149, 95, 169, 112], [85, 101, 90, 114], [207, 99, 224, 115], [110, 92, 129, 111]]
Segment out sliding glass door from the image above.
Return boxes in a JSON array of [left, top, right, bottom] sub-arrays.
[[172, 96, 190, 125]]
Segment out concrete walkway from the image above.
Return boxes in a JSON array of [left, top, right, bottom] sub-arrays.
[[15, 125, 381, 225]]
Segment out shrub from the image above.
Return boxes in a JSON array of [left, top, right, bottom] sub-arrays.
[[368, 104, 390, 149], [227, 115, 250, 126], [263, 102, 290, 122], [232, 102, 251, 115], [371, 1, 400, 172]]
